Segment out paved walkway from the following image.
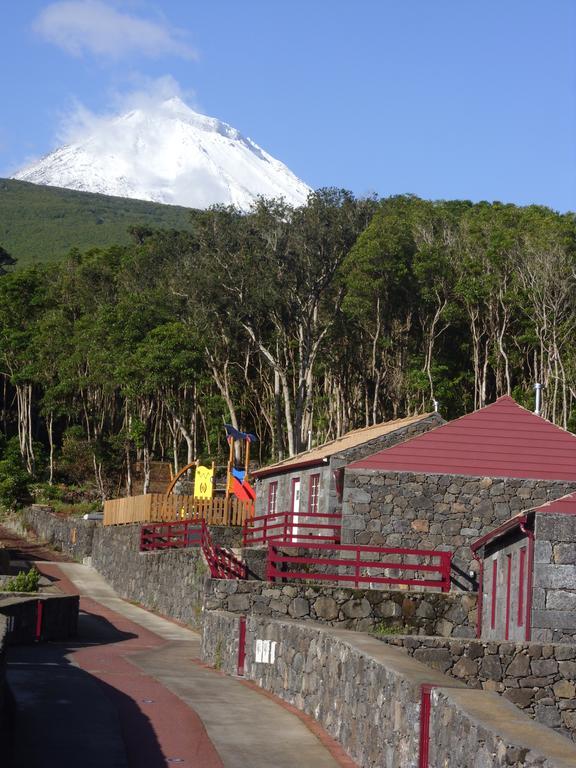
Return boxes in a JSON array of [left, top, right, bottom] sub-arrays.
[[5, 552, 352, 768]]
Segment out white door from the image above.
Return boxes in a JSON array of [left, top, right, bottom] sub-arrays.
[[291, 478, 301, 541]]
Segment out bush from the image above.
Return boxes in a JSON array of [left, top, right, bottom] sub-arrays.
[[4, 567, 40, 592]]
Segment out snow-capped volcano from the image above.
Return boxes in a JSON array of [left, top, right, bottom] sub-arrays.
[[13, 97, 311, 210]]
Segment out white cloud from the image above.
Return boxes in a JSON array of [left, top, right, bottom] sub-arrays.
[[33, 1, 196, 60], [56, 76, 198, 144]]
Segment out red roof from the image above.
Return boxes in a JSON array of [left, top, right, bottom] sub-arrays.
[[531, 492, 576, 515], [471, 491, 576, 551], [348, 396, 576, 481]]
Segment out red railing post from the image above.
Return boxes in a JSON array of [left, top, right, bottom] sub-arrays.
[[237, 616, 247, 676], [441, 552, 452, 593], [35, 600, 43, 642], [355, 548, 361, 588], [418, 684, 434, 768]]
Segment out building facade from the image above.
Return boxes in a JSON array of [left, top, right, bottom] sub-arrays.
[[472, 493, 576, 643], [252, 414, 444, 531], [342, 397, 576, 589]]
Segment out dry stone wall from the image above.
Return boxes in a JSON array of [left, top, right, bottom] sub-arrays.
[[202, 610, 576, 768], [91, 523, 208, 629], [204, 577, 477, 636], [380, 635, 576, 741], [533, 513, 576, 643], [22, 505, 96, 560], [343, 472, 576, 588], [0, 616, 6, 734]]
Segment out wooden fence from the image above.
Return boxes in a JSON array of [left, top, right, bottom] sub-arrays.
[[103, 493, 253, 527]]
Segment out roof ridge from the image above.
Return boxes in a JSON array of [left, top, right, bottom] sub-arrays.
[[348, 396, 576, 481]]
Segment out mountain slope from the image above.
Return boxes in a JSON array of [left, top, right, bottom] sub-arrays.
[[13, 97, 311, 210], [0, 178, 199, 266]]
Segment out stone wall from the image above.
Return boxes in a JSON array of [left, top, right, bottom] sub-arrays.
[[533, 513, 576, 643], [343, 472, 576, 588], [204, 578, 477, 636], [91, 523, 208, 629], [0, 616, 6, 735], [22, 505, 96, 560], [0, 593, 79, 643], [17, 506, 248, 630], [202, 610, 576, 768], [201, 610, 241, 676], [380, 635, 576, 741]]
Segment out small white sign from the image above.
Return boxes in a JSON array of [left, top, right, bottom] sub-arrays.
[[255, 638, 277, 664]]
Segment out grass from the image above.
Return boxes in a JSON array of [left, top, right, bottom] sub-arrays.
[[371, 621, 410, 637], [0, 178, 200, 266], [31, 482, 102, 517]]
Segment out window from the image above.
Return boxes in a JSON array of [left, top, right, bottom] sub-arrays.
[[308, 474, 320, 515], [267, 481, 278, 515]]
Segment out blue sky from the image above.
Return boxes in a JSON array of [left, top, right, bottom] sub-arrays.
[[1, 1, 575, 211]]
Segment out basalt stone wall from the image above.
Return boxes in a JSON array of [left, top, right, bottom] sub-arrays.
[[343, 473, 576, 588], [0, 616, 6, 728], [204, 578, 477, 636], [200, 610, 241, 676], [91, 523, 208, 629], [0, 593, 79, 643], [380, 635, 576, 741], [21, 505, 96, 560], [532, 514, 576, 643], [202, 610, 576, 768]]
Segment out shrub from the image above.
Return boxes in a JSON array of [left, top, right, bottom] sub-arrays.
[[4, 567, 40, 593]]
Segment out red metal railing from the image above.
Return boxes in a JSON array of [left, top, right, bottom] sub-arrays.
[[140, 519, 203, 551], [266, 541, 452, 592], [243, 511, 341, 547], [201, 522, 247, 580], [140, 519, 246, 580]]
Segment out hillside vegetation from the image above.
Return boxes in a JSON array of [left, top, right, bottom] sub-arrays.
[[0, 178, 197, 265]]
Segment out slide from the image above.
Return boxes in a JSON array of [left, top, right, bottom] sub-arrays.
[[230, 474, 252, 502], [241, 480, 256, 502]]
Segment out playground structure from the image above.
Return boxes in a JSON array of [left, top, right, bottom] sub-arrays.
[[103, 425, 257, 527]]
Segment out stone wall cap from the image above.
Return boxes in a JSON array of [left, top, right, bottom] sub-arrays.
[[248, 614, 460, 688], [435, 687, 576, 767]]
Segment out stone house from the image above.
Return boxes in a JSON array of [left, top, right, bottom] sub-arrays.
[[471, 492, 576, 643], [342, 396, 576, 590], [252, 414, 443, 531]]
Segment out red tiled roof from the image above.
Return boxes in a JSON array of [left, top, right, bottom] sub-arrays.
[[348, 396, 576, 481], [471, 490, 576, 551], [530, 492, 576, 515]]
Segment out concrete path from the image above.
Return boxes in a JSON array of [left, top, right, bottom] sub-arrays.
[[6, 558, 350, 768]]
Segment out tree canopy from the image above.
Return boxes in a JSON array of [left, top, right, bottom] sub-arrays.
[[1, 190, 575, 497]]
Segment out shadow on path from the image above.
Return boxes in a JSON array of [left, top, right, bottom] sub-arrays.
[[7, 609, 172, 768]]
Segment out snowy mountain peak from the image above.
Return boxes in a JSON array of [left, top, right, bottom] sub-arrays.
[[13, 99, 311, 211]]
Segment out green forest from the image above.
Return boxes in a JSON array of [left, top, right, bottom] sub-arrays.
[[0, 188, 575, 506]]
